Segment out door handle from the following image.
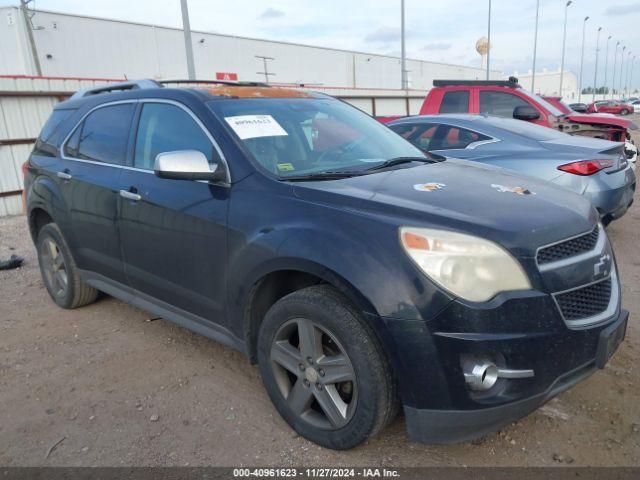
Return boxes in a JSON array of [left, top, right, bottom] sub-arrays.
[[56, 171, 72, 180], [119, 189, 142, 201]]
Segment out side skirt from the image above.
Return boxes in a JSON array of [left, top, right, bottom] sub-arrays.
[[80, 270, 246, 354]]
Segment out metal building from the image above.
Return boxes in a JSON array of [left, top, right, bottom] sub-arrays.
[[0, 5, 504, 217], [0, 6, 500, 89]]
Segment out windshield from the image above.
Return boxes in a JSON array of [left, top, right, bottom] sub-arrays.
[[519, 89, 565, 117], [207, 97, 424, 178]]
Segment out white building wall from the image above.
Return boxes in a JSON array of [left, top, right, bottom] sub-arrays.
[[0, 7, 501, 89], [515, 69, 579, 101]]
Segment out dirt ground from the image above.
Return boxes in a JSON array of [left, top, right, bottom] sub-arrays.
[[0, 189, 639, 468]]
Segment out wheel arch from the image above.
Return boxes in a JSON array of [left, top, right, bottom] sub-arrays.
[[240, 259, 379, 364]]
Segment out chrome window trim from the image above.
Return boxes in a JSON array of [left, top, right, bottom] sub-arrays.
[[466, 138, 501, 150], [535, 224, 604, 272], [59, 98, 231, 184], [552, 266, 619, 329]]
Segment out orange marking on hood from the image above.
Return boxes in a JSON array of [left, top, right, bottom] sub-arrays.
[[205, 85, 313, 98]]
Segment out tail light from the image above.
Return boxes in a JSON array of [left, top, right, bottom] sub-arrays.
[[21, 160, 29, 178], [557, 159, 614, 176]]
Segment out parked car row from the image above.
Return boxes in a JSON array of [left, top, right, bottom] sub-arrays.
[[380, 78, 636, 225], [387, 114, 635, 225], [24, 79, 631, 450]]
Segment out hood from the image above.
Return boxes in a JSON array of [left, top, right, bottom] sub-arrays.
[[293, 160, 597, 258], [563, 113, 637, 130]]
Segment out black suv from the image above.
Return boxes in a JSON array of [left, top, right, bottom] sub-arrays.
[[24, 80, 628, 450]]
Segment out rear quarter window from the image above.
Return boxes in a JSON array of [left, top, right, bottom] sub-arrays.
[[33, 109, 76, 156]]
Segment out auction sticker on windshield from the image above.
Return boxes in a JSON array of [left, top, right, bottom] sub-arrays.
[[225, 115, 288, 139]]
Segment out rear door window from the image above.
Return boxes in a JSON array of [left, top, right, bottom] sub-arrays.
[[133, 103, 219, 170], [65, 103, 135, 165], [439, 91, 469, 113], [479, 91, 531, 118]]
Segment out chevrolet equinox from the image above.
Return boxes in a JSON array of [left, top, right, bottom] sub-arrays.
[[24, 80, 629, 450]]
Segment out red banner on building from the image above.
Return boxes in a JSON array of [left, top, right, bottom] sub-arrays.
[[215, 72, 238, 81]]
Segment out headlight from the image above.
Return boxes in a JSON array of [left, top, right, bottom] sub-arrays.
[[399, 227, 531, 302]]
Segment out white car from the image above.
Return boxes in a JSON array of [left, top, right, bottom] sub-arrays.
[[630, 100, 640, 113]]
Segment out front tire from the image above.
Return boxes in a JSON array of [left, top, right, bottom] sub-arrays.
[[621, 109, 629, 115], [257, 285, 398, 450], [36, 223, 98, 309]]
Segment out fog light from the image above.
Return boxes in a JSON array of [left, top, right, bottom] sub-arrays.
[[462, 359, 499, 391]]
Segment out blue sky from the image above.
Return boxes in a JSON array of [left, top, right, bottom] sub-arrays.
[[2, 0, 639, 87]]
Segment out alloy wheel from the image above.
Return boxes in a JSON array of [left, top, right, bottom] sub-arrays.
[[40, 237, 68, 298], [270, 318, 357, 430]]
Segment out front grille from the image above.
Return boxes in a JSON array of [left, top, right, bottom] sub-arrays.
[[537, 226, 599, 265], [555, 278, 612, 321]]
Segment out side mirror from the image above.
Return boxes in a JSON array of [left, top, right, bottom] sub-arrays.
[[154, 150, 226, 182], [513, 105, 541, 121]]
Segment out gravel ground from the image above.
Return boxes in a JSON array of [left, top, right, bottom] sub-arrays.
[[0, 186, 639, 467]]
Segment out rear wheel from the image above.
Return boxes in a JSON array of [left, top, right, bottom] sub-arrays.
[[257, 285, 398, 450], [37, 223, 98, 309]]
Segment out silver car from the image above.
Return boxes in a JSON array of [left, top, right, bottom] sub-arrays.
[[388, 114, 637, 225]]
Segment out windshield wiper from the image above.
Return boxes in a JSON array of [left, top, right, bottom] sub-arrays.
[[280, 171, 366, 182], [363, 156, 438, 172]]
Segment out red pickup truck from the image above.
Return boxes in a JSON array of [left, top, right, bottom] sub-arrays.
[[415, 78, 636, 142]]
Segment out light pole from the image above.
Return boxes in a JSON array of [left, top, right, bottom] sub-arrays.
[[625, 51, 632, 98], [578, 16, 589, 102], [400, 0, 407, 90], [486, 0, 492, 80], [612, 41, 619, 99], [619, 46, 626, 99], [559, 1, 572, 96], [592, 27, 602, 102], [180, 0, 196, 80], [631, 56, 636, 96], [532, 0, 540, 93], [603, 35, 611, 98]]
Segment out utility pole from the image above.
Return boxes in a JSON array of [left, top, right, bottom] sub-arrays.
[[578, 16, 589, 102], [400, 0, 407, 89], [619, 46, 626, 99], [603, 35, 611, 99], [612, 41, 619, 99], [486, 0, 492, 80], [180, 0, 196, 80], [625, 51, 632, 98], [631, 56, 636, 96], [256, 55, 275, 83], [531, 0, 540, 93], [19, 0, 42, 76], [559, 1, 572, 96], [592, 27, 601, 102]]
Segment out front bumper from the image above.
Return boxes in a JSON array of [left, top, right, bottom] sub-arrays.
[[397, 308, 628, 444]]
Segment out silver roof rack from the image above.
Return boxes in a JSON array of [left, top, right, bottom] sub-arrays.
[[69, 79, 163, 100]]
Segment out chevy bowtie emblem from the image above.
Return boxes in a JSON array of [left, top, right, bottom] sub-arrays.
[[594, 253, 611, 278], [414, 182, 445, 192], [491, 184, 536, 195]]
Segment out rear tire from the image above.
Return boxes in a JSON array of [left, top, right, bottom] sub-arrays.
[[36, 223, 98, 309], [257, 285, 399, 450]]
